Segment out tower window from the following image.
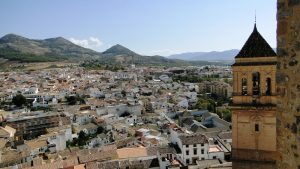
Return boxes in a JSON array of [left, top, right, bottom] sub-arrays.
[[255, 124, 259, 132], [252, 72, 260, 95], [242, 78, 247, 95], [266, 78, 271, 96]]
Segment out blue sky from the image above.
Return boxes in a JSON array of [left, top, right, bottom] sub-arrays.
[[0, 0, 277, 56]]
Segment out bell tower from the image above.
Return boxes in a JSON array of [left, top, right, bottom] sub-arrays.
[[231, 23, 277, 168]]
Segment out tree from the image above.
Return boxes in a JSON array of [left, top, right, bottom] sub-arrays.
[[78, 131, 88, 146], [65, 95, 85, 105], [216, 108, 232, 122], [12, 94, 26, 107], [66, 96, 77, 105], [144, 100, 154, 113], [97, 126, 104, 134], [224, 111, 232, 122], [120, 111, 130, 117], [78, 131, 87, 139], [168, 97, 176, 104], [121, 90, 126, 97], [158, 89, 164, 95]]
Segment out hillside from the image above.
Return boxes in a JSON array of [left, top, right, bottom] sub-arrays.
[[0, 34, 101, 62], [99, 44, 190, 66], [0, 34, 229, 66], [168, 49, 239, 61]]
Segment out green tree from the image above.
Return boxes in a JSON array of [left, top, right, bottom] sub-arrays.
[[78, 131, 88, 146], [216, 108, 232, 122], [121, 90, 126, 97], [97, 126, 104, 134], [66, 96, 77, 105], [65, 95, 85, 105], [144, 100, 154, 113], [12, 94, 27, 107], [224, 111, 232, 122]]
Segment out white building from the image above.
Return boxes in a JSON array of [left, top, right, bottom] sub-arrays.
[[46, 132, 67, 152], [170, 130, 225, 165], [96, 103, 141, 116], [73, 111, 93, 125], [87, 133, 110, 148]]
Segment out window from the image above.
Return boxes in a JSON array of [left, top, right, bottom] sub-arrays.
[[192, 158, 198, 164], [201, 149, 204, 154], [193, 144, 197, 147], [186, 150, 189, 155], [252, 72, 260, 95], [213, 156, 216, 159], [242, 78, 247, 95], [194, 149, 197, 155], [266, 78, 271, 96], [255, 124, 259, 132], [201, 143, 204, 147], [186, 159, 190, 164], [186, 145, 189, 148]]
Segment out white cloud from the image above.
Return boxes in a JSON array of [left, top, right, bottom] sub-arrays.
[[69, 37, 103, 51]]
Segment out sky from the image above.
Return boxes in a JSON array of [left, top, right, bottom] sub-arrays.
[[0, 0, 277, 56]]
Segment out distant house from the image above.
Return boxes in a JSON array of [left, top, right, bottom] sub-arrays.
[[218, 131, 232, 144], [73, 123, 98, 135], [23, 139, 48, 157], [170, 129, 225, 165]]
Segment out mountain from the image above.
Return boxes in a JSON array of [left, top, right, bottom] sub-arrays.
[[102, 44, 137, 56], [99, 44, 191, 66], [0, 34, 228, 66], [0, 34, 101, 62], [168, 49, 239, 61]]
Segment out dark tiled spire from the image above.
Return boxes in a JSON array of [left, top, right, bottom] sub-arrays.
[[235, 24, 276, 58]]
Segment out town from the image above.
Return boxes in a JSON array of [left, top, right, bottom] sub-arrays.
[[0, 64, 233, 169], [1, 0, 299, 169]]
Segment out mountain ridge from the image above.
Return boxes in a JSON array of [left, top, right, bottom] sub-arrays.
[[0, 34, 101, 62], [168, 49, 239, 61], [0, 34, 230, 66]]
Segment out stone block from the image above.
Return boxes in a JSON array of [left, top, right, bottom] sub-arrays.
[[278, 21, 288, 35], [288, 0, 300, 6]]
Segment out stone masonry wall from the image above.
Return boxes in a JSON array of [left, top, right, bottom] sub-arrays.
[[277, 0, 300, 168]]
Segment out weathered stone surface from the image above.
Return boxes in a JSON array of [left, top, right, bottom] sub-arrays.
[[277, 0, 300, 168], [296, 116, 300, 124], [288, 0, 300, 6], [276, 73, 287, 83], [289, 58, 298, 66], [277, 48, 289, 56], [292, 123, 298, 133], [278, 20, 288, 35], [297, 85, 300, 91], [295, 41, 300, 51], [278, 10, 293, 19], [278, 2, 286, 10]]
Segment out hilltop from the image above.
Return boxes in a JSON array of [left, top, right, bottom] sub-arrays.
[[0, 34, 101, 62], [0, 34, 228, 66]]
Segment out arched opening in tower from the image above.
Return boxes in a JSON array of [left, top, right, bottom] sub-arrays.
[[252, 72, 260, 96], [242, 78, 248, 95], [266, 78, 271, 96]]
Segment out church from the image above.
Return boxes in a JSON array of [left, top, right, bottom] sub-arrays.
[[231, 23, 277, 168]]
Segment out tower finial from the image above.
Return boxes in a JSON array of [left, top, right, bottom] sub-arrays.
[[255, 10, 256, 24], [253, 10, 257, 31]]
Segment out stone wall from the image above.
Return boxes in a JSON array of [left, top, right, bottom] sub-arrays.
[[277, 0, 300, 168]]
